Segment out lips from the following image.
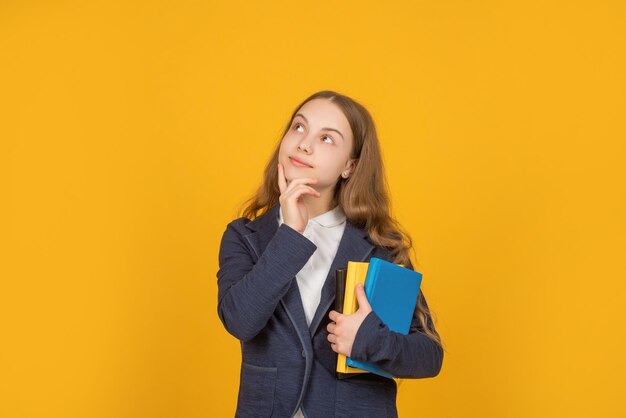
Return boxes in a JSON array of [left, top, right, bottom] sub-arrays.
[[290, 156, 313, 168]]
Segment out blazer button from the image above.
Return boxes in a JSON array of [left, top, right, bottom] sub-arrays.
[[301, 349, 306, 358]]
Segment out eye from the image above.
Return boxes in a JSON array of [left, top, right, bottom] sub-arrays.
[[322, 134, 334, 144], [293, 122, 305, 133]]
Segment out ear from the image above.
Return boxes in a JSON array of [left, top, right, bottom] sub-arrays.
[[343, 158, 357, 176]]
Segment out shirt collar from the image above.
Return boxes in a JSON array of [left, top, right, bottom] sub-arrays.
[[278, 204, 346, 228]]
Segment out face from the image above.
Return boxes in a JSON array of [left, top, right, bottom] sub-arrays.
[[278, 98, 356, 192]]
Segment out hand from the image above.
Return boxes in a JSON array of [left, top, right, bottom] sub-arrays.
[[327, 283, 373, 357], [277, 162, 320, 234]]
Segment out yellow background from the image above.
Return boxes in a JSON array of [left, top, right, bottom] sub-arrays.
[[2, 1, 625, 417]]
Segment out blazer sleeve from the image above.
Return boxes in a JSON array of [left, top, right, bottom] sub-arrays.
[[216, 220, 317, 342], [348, 260, 444, 379]]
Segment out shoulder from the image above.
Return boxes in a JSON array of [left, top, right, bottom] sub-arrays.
[[226, 216, 252, 231], [369, 246, 395, 263], [363, 235, 395, 263], [219, 216, 253, 241], [223, 204, 279, 235], [363, 232, 413, 269]]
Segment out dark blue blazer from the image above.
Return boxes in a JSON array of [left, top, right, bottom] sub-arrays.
[[217, 202, 443, 418]]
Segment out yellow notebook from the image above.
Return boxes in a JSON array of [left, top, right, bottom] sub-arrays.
[[336, 261, 370, 375], [335, 261, 405, 388]]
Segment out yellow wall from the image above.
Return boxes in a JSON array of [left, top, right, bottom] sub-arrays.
[[2, 1, 625, 417]]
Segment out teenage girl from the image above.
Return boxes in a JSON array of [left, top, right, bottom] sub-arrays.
[[217, 90, 444, 418]]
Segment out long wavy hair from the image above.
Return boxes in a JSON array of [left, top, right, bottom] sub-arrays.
[[237, 90, 442, 349]]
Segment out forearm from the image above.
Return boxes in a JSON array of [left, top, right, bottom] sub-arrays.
[[217, 222, 317, 341], [350, 310, 444, 378]]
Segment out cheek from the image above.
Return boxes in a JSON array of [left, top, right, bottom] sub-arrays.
[[324, 156, 346, 174], [278, 141, 289, 159]]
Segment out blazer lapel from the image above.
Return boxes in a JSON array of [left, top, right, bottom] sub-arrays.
[[243, 203, 376, 343], [244, 203, 311, 348], [308, 220, 374, 337]]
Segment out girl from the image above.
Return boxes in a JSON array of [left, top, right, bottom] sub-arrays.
[[217, 90, 444, 418]]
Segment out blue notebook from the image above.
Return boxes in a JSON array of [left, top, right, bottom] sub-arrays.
[[346, 257, 423, 378]]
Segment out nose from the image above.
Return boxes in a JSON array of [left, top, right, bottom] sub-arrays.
[[298, 138, 312, 154]]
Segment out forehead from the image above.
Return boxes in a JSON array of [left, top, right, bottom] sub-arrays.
[[295, 99, 352, 136]]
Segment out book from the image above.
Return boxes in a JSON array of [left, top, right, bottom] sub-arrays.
[[334, 267, 367, 379], [335, 262, 370, 376], [345, 257, 422, 379], [334, 267, 347, 313], [334, 260, 407, 378]]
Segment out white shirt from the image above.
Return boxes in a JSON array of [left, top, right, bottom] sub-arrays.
[[277, 204, 347, 418]]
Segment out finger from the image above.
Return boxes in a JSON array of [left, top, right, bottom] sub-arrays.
[[329, 310, 340, 322], [330, 343, 338, 353], [355, 283, 371, 311], [327, 333, 336, 344], [284, 177, 319, 192], [326, 322, 336, 334], [283, 184, 321, 201], [277, 162, 287, 193]]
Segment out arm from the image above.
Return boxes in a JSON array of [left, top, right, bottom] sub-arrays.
[[217, 220, 317, 342], [349, 261, 444, 378]]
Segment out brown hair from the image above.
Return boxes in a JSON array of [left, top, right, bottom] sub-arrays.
[[237, 90, 442, 348]]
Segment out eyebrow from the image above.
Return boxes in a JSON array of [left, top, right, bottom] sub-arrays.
[[294, 113, 345, 141]]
